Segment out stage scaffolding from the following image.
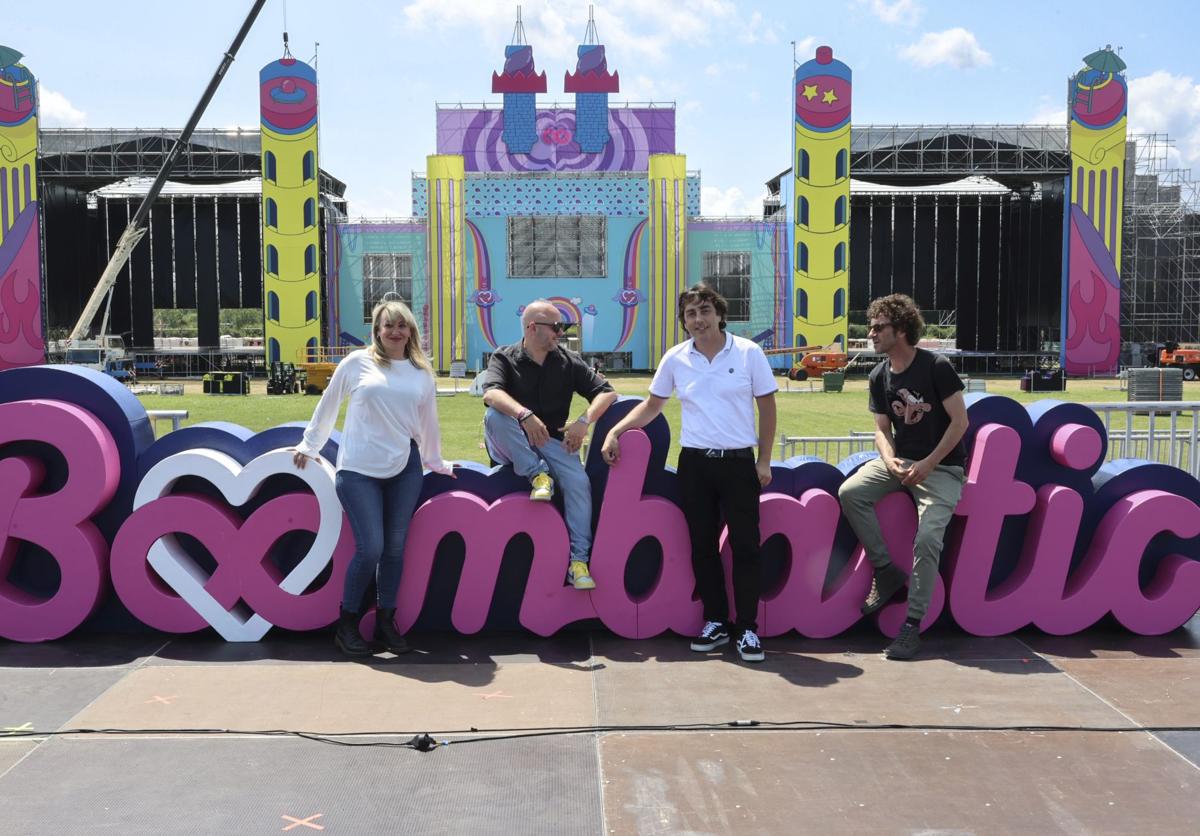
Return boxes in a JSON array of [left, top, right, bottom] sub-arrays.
[[1121, 134, 1200, 346], [850, 125, 1070, 183], [37, 129, 348, 356], [38, 128, 346, 196]]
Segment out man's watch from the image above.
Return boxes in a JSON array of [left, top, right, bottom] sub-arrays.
[[575, 414, 591, 426]]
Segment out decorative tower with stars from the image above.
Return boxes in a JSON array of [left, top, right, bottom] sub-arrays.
[[792, 45, 852, 352]]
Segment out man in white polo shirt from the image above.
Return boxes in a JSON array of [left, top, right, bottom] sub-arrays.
[[601, 284, 777, 662]]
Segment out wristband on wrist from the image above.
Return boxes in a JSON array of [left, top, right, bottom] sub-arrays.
[[517, 409, 533, 424]]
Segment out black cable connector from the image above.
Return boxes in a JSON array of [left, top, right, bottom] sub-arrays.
[[406, 733, 439, 752]]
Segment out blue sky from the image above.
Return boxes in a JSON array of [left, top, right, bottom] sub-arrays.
[[9, 0, 1200, 216]]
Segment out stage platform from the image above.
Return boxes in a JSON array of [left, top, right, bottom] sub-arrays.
[[3, 619, 1200, 834]]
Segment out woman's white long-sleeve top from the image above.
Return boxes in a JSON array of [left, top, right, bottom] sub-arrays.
[[295, 349, 452, 478]]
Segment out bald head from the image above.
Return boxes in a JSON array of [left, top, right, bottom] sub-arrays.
[[521, 300, 559, 327]]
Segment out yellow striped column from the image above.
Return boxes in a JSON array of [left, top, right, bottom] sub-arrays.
[[426, 154, 466, 372], [648, 153, 687, 365]]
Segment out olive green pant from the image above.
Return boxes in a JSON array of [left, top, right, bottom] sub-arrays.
[[838, 457, 964, 621]]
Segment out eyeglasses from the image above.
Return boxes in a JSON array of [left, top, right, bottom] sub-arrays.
[[867, 322, 893, 334], [532, 321, 572, 334]]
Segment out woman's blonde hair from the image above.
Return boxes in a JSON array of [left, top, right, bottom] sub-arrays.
[[370, 299, 433, 374]]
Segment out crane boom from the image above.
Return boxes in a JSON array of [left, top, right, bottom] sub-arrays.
[[69, 0, 267, 343]]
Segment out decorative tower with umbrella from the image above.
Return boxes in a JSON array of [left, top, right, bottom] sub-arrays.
[[1062, 45, 1127, 376], [0, 44, 45, 369]]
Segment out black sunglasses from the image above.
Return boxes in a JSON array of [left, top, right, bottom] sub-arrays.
[[533, 320, 573, 334]]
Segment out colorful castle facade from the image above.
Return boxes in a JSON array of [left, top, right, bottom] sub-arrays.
[[326, 33, 789, 372]]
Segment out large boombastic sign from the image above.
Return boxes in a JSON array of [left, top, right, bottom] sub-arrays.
[[2, 365, 1199, 643]]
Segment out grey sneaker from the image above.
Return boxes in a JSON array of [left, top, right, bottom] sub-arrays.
[[884, 622, 921, 660], [862, 563, 908, 615], [690, 621, 730, 652], [737, 630, 765, 662]]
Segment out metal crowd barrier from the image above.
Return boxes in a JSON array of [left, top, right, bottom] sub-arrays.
[[779, 401, 1200, 479]]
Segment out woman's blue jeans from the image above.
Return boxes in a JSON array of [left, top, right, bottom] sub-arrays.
[[334, 441, 424, 611]]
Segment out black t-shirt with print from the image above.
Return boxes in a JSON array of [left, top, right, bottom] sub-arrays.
[[868, 348, 966, 467]]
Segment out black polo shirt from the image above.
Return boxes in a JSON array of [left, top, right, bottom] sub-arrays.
[[482, 342, 614, 440]]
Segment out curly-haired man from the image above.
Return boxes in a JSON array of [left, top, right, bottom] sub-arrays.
[[838, 294, 968, 660]]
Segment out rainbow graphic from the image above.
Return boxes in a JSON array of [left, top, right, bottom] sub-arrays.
[[543, 296, 584, 326], [466, 219, 500, 349], [613, 219, 647, 350], [1063, 47, 1127, 376], [259, 55, 322, 365], [792, 45, 851, 351]]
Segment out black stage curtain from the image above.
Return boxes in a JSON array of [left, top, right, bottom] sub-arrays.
[[217, 201, 241, 309], [891, 196, 915, 300], [172, 200, 196, 310], [129, 200, 155, 348], [103, 199, 132, 341], [194, 199, 219, 348], [150, 204, 175, 309], [239, 203, 262, 310]]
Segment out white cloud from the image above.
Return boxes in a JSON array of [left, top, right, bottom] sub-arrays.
[[703, 61, 748, 78], [899, 28, 992, 70], [866, 0, 923, 27], [792, 36, 820, 63], [1027, 99, 1067, 125], [1128, 71, 1200, 166], [701, 184, 766, 218], [399, 0, 778, 65], [37, 86, 87, 127]]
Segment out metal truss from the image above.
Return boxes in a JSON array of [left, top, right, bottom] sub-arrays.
[[850, 125, 1070, 178], [38, 128, 346, 196], [1121, 134, 1200, 345]]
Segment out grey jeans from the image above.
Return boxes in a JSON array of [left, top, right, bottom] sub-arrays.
[[838, 457, 964, 621]]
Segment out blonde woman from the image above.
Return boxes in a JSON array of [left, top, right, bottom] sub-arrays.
[[293, 300, 454, 657]]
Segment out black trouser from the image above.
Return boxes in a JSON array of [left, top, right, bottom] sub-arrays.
[[677, 448, 762, 635]]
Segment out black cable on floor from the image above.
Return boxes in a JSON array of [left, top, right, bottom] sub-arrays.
[[4, 720, 1200, 752]]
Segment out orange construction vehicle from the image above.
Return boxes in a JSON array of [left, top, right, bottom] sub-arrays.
[[1160, 342, 1200, 380], [763, 343, 850, 381]]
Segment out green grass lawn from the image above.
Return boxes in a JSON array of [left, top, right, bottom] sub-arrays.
[[133, 374, 1197, 467]]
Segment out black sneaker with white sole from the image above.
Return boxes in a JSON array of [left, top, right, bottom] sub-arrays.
[[690, 621, 730, 651], [736, 630, 765, 662]]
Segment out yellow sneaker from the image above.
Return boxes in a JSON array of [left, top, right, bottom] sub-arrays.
[[568, 560, 596, 590], [530, 472, 554, 501]]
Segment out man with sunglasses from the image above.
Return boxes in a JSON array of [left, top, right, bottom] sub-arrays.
[[482, 299, 617, 590], [838, 293, 968, 660]]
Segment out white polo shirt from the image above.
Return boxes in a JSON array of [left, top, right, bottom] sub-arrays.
[[649, 332, 778, 449]]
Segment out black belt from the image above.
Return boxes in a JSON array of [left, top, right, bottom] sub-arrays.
[[682, 447, 754, 459]]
